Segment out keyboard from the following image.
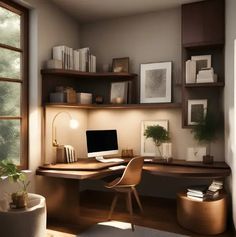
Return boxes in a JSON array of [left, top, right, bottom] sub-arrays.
[[108, 165, 126, 170], [96, 157, 124, 163], [144, 158, 153, 162]]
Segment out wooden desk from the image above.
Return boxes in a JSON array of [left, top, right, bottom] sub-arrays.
[[36, 158, 230, 224], [37, 158, 230, 179]]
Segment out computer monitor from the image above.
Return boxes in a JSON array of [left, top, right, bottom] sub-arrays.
[[86, 129, 118, 158]]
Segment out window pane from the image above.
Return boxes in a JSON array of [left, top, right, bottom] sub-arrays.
[[0, 120, 20, 165], [0, 81, 20, 116], [0, 6, 20, 48], [0, 47, 21, 79]]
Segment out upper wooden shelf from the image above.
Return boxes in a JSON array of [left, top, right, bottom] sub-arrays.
[[44, 102, 182, 110], [184, 82, 225, 88], [41, 69, 137, 78], [183, 41, 224, 49]]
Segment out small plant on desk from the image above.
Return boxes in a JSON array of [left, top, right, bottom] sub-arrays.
[[0, 159, 30, 209], [144, 125, 170, 158], [191, 112, 218, 164]]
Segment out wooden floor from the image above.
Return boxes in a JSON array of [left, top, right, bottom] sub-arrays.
[[47, 190, 234, 237]]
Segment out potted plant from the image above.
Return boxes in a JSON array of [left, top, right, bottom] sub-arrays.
[[191, 112, 218, 164], [144, 125, 170, 158], [0, 159, 30, 208]]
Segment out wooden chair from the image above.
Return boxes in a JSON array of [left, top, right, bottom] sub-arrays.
[[105, 157, 144, 231]]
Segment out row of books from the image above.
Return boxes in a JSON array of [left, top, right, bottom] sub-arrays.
[[52, 46, 96, 72], [187, 180, 223, 201], [185, 60, 217, 84]]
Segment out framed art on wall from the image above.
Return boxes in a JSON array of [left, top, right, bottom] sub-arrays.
[[140, 120, 169, 156], [110, 82, 128, 104], [187, 99, 207, 125], [140, 62, 172, 103], [112, 57, 129, 73]]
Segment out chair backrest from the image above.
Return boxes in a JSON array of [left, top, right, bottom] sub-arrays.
[[117, 157, 144, 187]]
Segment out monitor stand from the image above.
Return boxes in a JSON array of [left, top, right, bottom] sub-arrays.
[[95, 156, 104, 162]]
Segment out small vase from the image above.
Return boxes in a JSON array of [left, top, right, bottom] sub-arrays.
[[155, 146, 163, 158]]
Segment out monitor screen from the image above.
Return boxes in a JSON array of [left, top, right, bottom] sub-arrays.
[[86, 130, 118, 158]]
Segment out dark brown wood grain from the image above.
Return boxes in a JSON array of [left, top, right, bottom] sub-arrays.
[[36, 158, 231, 179], [182, 0, 224, 47], [181, 0, 225, 128], [44, 102, 182, 109]]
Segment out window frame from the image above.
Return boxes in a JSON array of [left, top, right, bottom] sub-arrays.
[[0, 0, 29, 169]]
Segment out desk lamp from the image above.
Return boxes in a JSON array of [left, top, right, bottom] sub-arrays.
[[52, 111, 78, 147]]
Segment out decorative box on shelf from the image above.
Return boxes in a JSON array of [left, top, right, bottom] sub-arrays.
[[77, 93, 92, 104]]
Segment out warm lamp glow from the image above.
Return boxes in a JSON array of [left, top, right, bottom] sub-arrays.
[[69, 119, 79, 129], [52, 111, 78, 147]]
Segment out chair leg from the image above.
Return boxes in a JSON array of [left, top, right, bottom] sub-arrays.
[[126, 190, 134, 231], [132, 187, 143, 213], [108, 193, 118, 220]]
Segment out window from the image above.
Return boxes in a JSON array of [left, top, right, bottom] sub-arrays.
[[0, 1, 28, 169]]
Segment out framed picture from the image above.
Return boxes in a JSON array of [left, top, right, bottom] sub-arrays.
[[191, 55, 211, 73], [110, 82, 128, 104], [112, 57, 129, 73], [140, 62, 172, 103], [141, 120, 168, 156], [188, 99, 207, 125], [186, 147, 206, 162]]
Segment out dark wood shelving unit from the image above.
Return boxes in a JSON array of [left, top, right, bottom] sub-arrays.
[[181, 0, 225, 128], [41, 69, 138, 105], [44, 102, 182, 110], [41, 69, 181, 109]]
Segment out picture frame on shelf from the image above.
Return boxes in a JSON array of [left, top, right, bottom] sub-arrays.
[[191, 55, 211, 73], [186, 147, 206, 162], [110, 82, 128, 104], [140, 120, 169, 156], [187, 99, 207, 125], [140, 62, 172, 103], [112, 57, 129, 73]]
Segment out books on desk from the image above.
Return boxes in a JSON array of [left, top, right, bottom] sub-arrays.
[[187, 180, 223, 201]]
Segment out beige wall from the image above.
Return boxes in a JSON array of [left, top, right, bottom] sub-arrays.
[[79, 8, 224, 160], [80, 9, 182, 103], [225, 0, 236, 227]]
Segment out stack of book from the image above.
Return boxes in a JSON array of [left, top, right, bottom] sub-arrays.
[[187, 180, 223, 201], [52, 46, 96, 72], [187, 185, 208, 201], [196, 67, 217, 83]]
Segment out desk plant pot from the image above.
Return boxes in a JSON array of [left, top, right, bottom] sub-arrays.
[[191, 112, 218, 164], [11, 192, 28, 209], [0, 159, 30, 209]]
